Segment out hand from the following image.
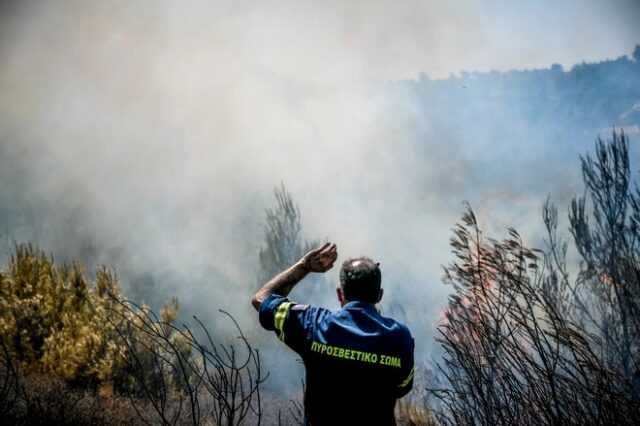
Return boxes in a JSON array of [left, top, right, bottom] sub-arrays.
[[300, 242, 338, 273]]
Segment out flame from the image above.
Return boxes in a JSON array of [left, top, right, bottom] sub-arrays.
[[600, 272, 622, 288]]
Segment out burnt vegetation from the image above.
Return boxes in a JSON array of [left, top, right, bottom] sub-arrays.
[[429, 130, 640, 425]]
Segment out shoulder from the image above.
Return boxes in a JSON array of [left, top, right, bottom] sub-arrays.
[[290, 303, 311, 312], [378, 312, 411, 334], [380, 315, 413, 345], [259, 294, 327, 325], [396, 320, 412, 337], [395, 322, 413, 345], [292, 303, 332, 327]]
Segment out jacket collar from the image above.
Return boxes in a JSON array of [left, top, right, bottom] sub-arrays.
[[342, 300, 378, 312]]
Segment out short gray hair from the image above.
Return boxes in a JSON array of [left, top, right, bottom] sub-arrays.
[[339, 257, 381, 303]]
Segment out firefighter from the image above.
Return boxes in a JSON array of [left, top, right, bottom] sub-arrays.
[[252, 242, 415, 425]]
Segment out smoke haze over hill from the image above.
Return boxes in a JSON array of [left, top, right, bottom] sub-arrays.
[[1, 0, 639, 395]]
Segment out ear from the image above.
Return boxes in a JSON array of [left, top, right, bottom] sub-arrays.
[[376, 288, 384, 303], [336, 286, 346, 305]]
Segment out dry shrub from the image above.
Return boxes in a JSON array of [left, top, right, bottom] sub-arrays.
[[0, 349, 142, 425]]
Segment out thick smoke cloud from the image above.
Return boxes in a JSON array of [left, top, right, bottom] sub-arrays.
[[1, 0, 639, 395]]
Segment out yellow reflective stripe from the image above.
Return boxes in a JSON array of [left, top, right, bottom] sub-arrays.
[[274, 302, 294, 342], [398, 366, 414, 388]]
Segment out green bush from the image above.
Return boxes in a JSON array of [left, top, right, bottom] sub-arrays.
[[0, 244, 185, 391]]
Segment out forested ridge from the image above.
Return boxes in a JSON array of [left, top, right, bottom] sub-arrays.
[[399, 45, 640, 131]]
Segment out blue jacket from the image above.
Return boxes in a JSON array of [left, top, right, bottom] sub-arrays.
[[259, 293, 414, 425]]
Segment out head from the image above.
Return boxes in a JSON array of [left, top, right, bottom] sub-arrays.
[[337, 257, 383, 306]]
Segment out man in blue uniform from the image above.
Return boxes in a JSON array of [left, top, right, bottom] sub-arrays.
[[252, 242, 414, 425]]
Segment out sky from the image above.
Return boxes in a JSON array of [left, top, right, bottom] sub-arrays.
[[2, 1, 639, 84], [1, 0, 639, 394]]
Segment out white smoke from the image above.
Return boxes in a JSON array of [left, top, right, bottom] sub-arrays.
[[1, 0, 639, 396]]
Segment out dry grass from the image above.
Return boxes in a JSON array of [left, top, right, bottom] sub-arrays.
[[1, 364, 143, 425], [396, 400, 439, 426]]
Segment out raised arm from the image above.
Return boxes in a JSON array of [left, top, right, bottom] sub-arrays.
[[251, 242, 338, 311]]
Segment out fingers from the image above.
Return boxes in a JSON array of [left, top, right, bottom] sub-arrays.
[[321, 243, 337, 258], [304, 242, 338, 271], [314, 242, 336, 256], [311, 243, 337, 269], [322, 243, 337, 254], [321, 243, 338, 268], [312, 242, 331, 255]]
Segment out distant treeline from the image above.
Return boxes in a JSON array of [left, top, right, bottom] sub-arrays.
[[401, 44, 640, 131], [384, 44, 640, 197]]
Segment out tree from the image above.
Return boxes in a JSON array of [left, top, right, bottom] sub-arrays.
[[0, 245, 125, 385], [0, 244, 267, 425], [431, 130, 640, 425], [257, 183, 321, 285], [431, 206, 638, 425], [107, 300, 266, 426], [562, 129, 640, 396]]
